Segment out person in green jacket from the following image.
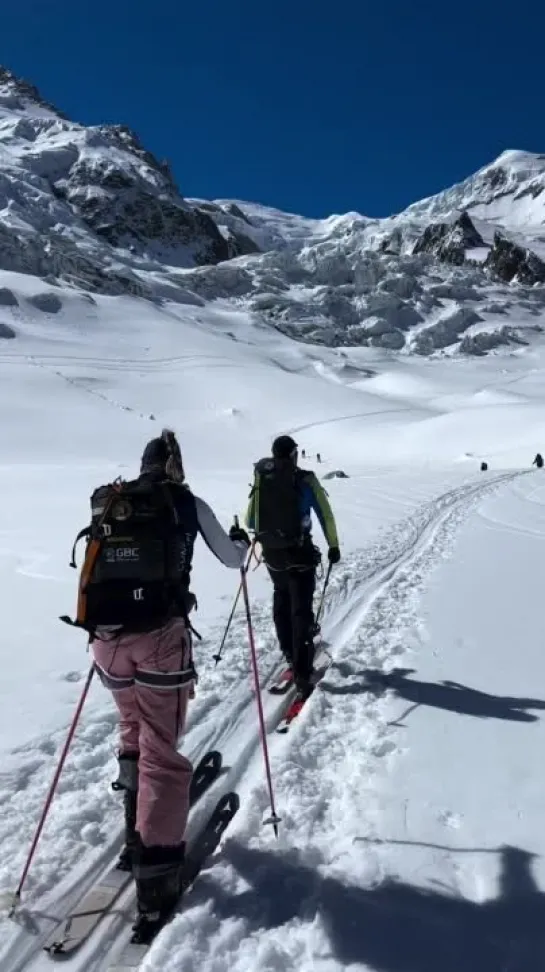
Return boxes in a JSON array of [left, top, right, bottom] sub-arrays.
[[246, 435, 340, 698]]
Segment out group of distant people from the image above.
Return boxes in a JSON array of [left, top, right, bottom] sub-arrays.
[[301, 449, 322, 463], [480, 453, 543, 472]]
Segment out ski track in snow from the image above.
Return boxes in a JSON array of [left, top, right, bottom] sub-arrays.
[[287, 406, 411, 436], [0, 468, 524, 972]]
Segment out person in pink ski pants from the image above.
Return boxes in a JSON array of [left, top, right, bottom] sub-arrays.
[[92, 430, 250, 939]]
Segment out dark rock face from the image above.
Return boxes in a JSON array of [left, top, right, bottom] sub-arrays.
[[484, 233, 545, 285], [27, 292, 63, 313], [0, 319, 15, 338], [0, 67, 68, 118], [195, 201, 261, 256], [0, 287, 18, 307], [55, 152, 232, 266], [53, 139, 263, 266], [413, 211, 485, 265]]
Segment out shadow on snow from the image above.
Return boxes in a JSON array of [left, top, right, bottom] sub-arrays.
[[321, 666, 545, 723], [202, 842, 545, 972]]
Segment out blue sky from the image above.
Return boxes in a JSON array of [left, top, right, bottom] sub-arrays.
[[2, 0, 543, 217]]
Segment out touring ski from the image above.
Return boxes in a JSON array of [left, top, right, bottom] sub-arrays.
[[277, 695, 306, 733], [276, 658, 330, 734], [44, 749, 222, 958], [108, 791, 240, 970]]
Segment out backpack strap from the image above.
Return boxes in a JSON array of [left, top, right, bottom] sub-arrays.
[[69, 527, 91, 569]]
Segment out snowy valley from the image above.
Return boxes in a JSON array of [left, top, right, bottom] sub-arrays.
[[1, 65, 545, 972]]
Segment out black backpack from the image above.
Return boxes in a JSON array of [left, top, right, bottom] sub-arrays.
[[62, 477, 183, 633], [252, 457, 303, 550]]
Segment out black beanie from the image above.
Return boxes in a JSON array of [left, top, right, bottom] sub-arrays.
[[272, 434, 298, 460]]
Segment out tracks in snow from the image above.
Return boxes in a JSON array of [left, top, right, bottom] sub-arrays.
[[4, 470, 523, 972]]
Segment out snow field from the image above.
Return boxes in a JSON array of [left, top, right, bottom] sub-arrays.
[[1, 274, 545, 971]]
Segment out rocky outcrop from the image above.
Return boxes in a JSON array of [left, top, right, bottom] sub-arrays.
[[0, 67, 68, 118], [0, 287, 18, 306], [370, 329, 405, 350], [55, 152, 232, 266], [484, 233, 545, 284], [412, 308, 482, 354], [195, 201, 261, 256], [459, 326, 528, 355], [0, 220, 152, 297], [27, 292, 63, 313], [412, 211, 484, 265], [0, 319, 15, 338]]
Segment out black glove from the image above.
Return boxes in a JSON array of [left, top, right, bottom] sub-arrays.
[[230, 525, 251, 548], [328, 546, 340, 565]]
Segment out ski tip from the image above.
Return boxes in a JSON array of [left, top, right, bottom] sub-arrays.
[[220, 792, 240, 815], [201, 750, 222, 772]]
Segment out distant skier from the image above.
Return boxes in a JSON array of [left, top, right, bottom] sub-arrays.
[[67, 430, 249, 941], [301, 448, 306, 458], [481, 462, 488, 471], [317, 452, 322, 463], [245, 435, 340, 700], [533, 453, 544, 469]]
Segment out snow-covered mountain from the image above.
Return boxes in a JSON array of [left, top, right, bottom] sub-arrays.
[[1, 65, 545, 358], [4, 66, 545, 972], [0, 67, 261, 298]]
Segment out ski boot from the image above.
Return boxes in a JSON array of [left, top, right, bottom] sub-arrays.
[[111, 752, 139, 872], [131, 838, 185, 944]]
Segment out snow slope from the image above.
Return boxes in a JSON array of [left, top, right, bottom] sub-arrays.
[[1, 261, 545, 972]]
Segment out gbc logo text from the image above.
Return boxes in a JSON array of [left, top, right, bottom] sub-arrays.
[[105, 547, 140, 562]]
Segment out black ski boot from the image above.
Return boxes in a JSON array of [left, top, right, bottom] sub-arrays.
[[295, 678, 315, 701], [111, 752, 139, 872], [131, 838, 185, 944], [117, 789, 137, 871]]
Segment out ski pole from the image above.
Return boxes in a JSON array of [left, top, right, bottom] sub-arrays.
[[213, 540, 256, 666], [213, 582, 242, 665], [316, 561, 333, 625], [235, 517, 281, 837], [10, 664, 95, 910]]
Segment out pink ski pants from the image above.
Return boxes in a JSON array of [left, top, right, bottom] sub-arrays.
[[93, 617, 195, 847]]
